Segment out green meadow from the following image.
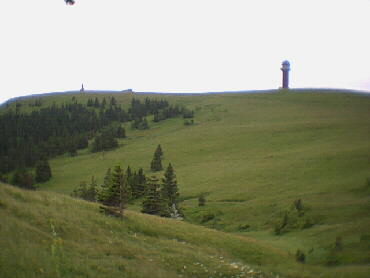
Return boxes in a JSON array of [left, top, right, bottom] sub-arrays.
[[1, 90, 370, 277]]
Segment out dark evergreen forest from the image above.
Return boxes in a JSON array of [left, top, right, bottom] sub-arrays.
[[0, 96, 191, 176]]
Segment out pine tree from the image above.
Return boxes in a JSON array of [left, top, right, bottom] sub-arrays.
[[97, 168, 112, 204], [162, 163, 179, 207], [150, 155, 162, 172], [94, 97, 100, 108], [110, 165, 125, 207], [150, 145, 163, 172], [155, 144, 163, 158], [35, 160, 52, 183], [97, 165, 130, 216], [136, 168, 146, 197], [86, 176, 98, 201], [101, 97, 107, 108], [142, 176, 169, 217], [110, 97, 117, 107]]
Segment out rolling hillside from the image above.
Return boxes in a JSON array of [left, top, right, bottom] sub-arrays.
[[1, 90, 370, 277]]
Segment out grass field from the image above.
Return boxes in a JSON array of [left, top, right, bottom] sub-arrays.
[[1, 90, 370, 277], [1, 183, 369, 278]]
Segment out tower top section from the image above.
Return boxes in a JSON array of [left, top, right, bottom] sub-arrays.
[[281, 60, 290, 71]]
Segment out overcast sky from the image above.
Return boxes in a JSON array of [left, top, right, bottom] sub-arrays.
[[0, 0, 369, 104]]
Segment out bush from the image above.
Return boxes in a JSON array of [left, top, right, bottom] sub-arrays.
[[201, 212, 215, 223], [71, 178, 97, 202], [0, 174, 8, 183], [295, 249, 305, 263], [326, 251, 340, 266], [35, 160, 52, 183], [184, 119, 194, 126], [12, 169, 35, 190], [238, 224, 250, 231], [335, 236, 343, 251], [274, 211, 288, 235], [300, 216, 314, 229], [293, 198, 304, 215], [198, 194, 206, 206]]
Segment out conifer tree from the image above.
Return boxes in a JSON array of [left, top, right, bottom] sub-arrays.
[[94, 97, 100, 108], [150, 145, 163, 172], [135, 168, 147, 197], [155, 144, 163, 158], [142, 176, 169, 217], [86, 176, 98, 201], [110, 165, 130, 209], [101, 97, 107, 108], [97, 168, 112, 204], [110, 97, 117, 107], [162, 163, 179, 207]]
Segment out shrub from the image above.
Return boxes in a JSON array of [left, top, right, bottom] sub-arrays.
[[293, 198, 304, 215], [301, 216, 314, 229], [335, 236, 343, 251], [238, 224, 250, 231], [274, 211, 289, 235], [201, 212, 215, 223], [198, 194, 206, 206], [326, 251, 340, 266], [295, 249, 305, 263]]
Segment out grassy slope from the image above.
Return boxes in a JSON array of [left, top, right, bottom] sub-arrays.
[[2, 90, 370, 276], [2, 183, 369, 278], [0, 183, 299, 278]]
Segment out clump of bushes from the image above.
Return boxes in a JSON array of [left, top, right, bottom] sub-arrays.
[[274, 199, 315, 235]]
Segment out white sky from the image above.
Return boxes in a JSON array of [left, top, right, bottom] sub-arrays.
[[0, 0, 369, 104]]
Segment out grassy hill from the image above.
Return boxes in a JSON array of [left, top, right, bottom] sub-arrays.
[[1, 90, 370, 277], [1, 182, 369, 278]]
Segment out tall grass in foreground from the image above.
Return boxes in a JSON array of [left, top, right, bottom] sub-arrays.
[[1, 183, 370, 277]]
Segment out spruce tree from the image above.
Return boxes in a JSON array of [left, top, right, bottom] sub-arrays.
[[97, 165, 129, 211], [150, 145, 163, 172], [155, 144, 163, 158], [86, 176, 98, 201], [94, 97, 100, 108], [131, 168, 147, 198], [110, 166, 123, 206], [162, 163, 179, 207], [97, 168, 112, 204], [101, 97, 107, 108], [142, 176, 169, 217]]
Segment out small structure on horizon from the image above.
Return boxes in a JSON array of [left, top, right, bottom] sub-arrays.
[[122, 89, 133, 94], [80, 84, 85, 93], [281, 60, 290, 89]]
